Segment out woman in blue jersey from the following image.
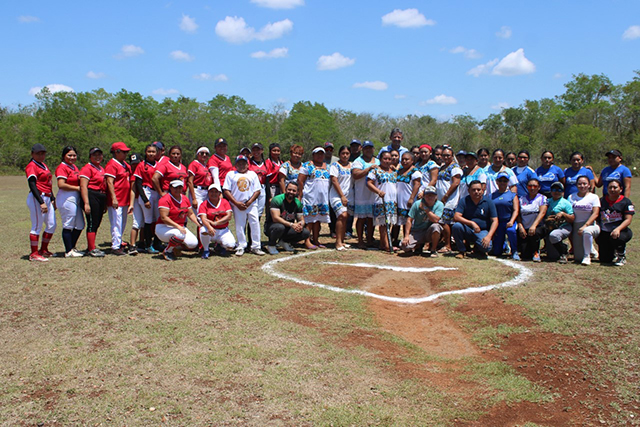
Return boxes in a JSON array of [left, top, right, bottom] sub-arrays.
[[563, 151, 595, 198], [491, 172, 520, 260], [513, 150, 538, 198], [596, 149, 632, 198], [485, 149, 518, 196], [536, 151, 565, 198], [458, 151, 487, 199]]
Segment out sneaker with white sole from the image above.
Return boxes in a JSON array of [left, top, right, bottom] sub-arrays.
[[235, 248, 245, 257], [65, 248, 84, 258], [266, 246, 279, 255], [581, 256, 591, 266], [29, 253, 49, 262], [614, 254, 626, 266], [251, 248, 266, 256], [89, 249, 105, 258], [281, 242, 295, 252]]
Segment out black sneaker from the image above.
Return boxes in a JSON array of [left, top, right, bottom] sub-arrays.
[[163, 250, 177, 261], [614, 254, 626, 266], [128, 247, 139, 256], [112, 248, 126, 256]]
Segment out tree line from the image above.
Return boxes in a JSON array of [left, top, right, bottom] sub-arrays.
[[1, 71, 639, 173]]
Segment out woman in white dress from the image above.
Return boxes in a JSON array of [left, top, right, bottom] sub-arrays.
[[329, 146, 353, 251], [298, 147, 331, 249], [367, 151, 398, 252], [351, 141, 380, 249], [395, 152, 422, 243]]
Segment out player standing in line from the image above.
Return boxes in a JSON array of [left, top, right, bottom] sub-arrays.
[[223, 155, 265, 256], [127, 153, 143, 255], [156, 180, 199, 261], [55, 146, 85, 258], [198, 183, 236, 259], [26, 143, 56, 262], [208, 138, 233, 188], [105, 142, 132, 256], [134, 144, 159, 253], [187, 146, 213, 211], [79, 147, 107, 257]]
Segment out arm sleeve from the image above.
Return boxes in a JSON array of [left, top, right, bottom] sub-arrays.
[[28, 176, 44, 204], [135, 177, 148, 203]]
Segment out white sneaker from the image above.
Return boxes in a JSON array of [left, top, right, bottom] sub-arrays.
[[281, 242, 295, 252], [65, 248, 84, 258], [235, 248, 245, 257], [251, 248, 266, 256], [266, 246, 279, 255], [581, 256, 591, 266]]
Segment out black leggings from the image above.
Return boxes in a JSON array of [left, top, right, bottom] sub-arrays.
[[517, 224, 547, 259], [85, 190, 106, 233], [598, 229, 633, 262]]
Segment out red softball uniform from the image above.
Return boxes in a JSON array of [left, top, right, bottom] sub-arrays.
[[198, 198, 232, 229], [208, 154, 233, 186], [265, 158, 282, 185], [157, 193, 192, 226], [79, 163, 106, 192], [249, 160, 268, 185], [155, 161, 188, 192], [188, 160, 213, 188], [55, 162, 80, 187], [25, 160, 53, 194], [134, 161, 157, 188], [104, 159, 131, 207]]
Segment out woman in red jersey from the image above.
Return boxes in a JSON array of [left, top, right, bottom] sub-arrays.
[[187, 146, 213, 211], [80, 147, 107, 257], [55, 146, 85, 258], [105, 142, 132, 256], [208, 138, 233, 187], [152, 145, 188, 196], [26, 143, 57, 262], [156, 180, 199, 261], [134, 144, 159, 253]]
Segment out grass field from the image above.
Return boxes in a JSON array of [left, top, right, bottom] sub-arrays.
[[1, 175, 638, 426]]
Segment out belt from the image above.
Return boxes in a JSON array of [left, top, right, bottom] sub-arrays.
[[41, 192, 53, 197]]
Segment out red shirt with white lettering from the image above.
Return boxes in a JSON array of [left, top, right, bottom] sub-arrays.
[[198, 198, 232, 229], [79, 162, 106, 192], [188, 160, 213, 188], [55, 162, 80, 187], [155, 161, 188, 192], [25, 160, 53, 194], [265, 158, 282, 185], [105, 159, 131, 207], [158, 193, 192, 226]]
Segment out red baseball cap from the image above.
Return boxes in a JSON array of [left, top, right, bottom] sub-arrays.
[[111, 142, 131, 152]]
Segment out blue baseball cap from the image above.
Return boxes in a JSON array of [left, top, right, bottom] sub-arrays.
[[350, 139, 362, 146], [496, 172, 510, 180], [235, 155, 249, 163], [362, 140, 374, 148]]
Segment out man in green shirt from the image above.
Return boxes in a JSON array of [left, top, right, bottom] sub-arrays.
[[400, 186, 444, 256], [266, 181, 310, 255]]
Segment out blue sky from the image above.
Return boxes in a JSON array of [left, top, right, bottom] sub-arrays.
[[2, 0, 639, 120]]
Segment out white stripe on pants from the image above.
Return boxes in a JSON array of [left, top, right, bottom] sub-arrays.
[[108, 206, 128, 249], [27, 194, 56, 235], [138, 187, 159, 224], [232, 204, 260, 250], [199, 226, 236, 249], [155, 223, 198, 248]]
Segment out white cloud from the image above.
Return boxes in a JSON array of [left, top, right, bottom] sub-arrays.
[[215, 16, 293, 43], [467, 49, 535, 77], [18, 15, 39, 23], [251, 47, 288, 59], [395, 94, 407, 99], [86, 71, 106, 79], [422, 94, 458, 105], [29, 84, 74, 96], [553, 73, 564, 79], [467, 59, 498, 77], [152, 88, 179, 96], [353, 81, 388, 91], [492, 48, 535, 76], [317, 52, 355, 70], [119, 44, 144, 58], [251, 0, 304, 9], [179, 14, 198, 33], [382, 8, 435, 28], [193, 73, 228, 81], [622, 25, 640, 40], [496, 26, 512, 39], [491, 102, 510, 110], [449, 46, 482, 59], [170, 50, 194, 61]]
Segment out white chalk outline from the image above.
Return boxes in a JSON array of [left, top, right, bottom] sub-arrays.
[[322, 262, 457, 273], [262, 250, 533, 304]]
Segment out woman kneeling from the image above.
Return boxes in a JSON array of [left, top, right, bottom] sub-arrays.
[[156, 180, 199, 261]]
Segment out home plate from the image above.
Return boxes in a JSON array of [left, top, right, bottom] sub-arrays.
[[262, 250, 533, 304]]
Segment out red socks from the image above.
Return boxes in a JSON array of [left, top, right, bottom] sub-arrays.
[[30, 234, 39, 255], [41, 232, 53, 252], [87, 232, 97, 250]]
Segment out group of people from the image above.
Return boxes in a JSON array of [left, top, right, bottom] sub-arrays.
[[24, 128, 634, 266]]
